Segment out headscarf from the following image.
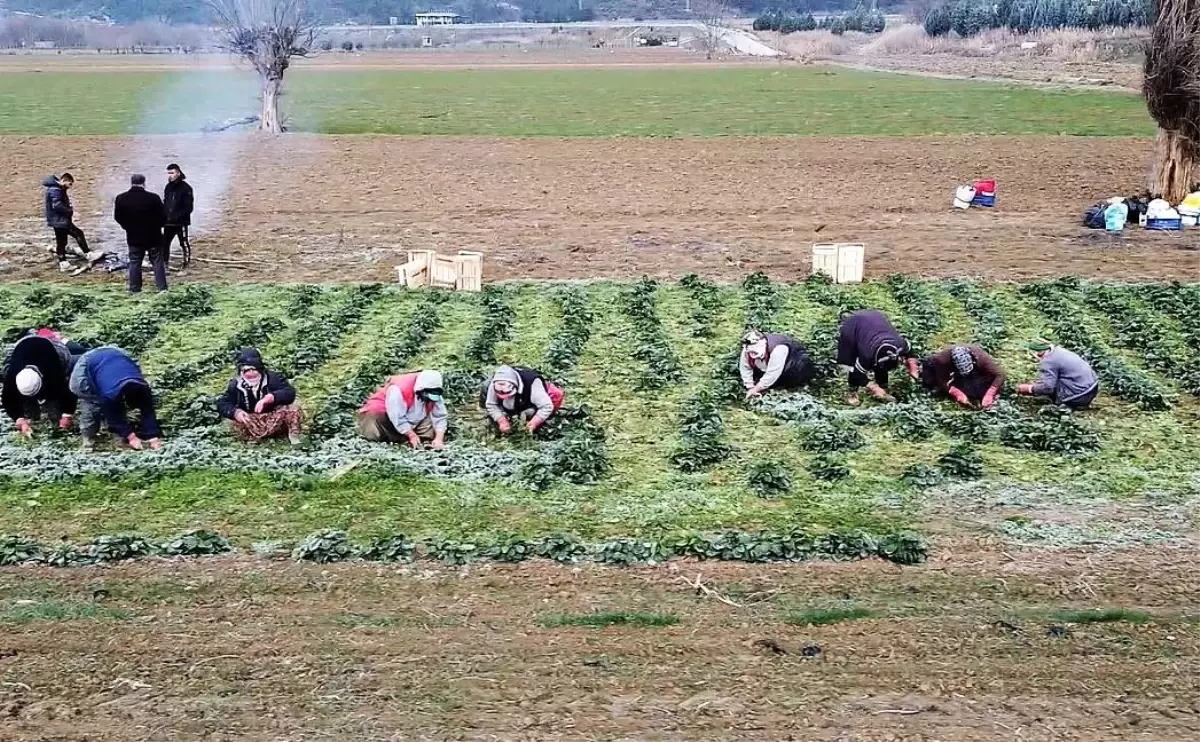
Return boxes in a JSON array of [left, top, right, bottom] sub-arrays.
[[950, 346, 975, 376], [742, 329, 768, 359]]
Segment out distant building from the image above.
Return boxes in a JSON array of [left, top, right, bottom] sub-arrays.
[[414, 12, 462, 27]]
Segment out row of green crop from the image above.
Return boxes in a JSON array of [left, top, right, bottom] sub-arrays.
[[0, 526, 927, 568], [4, 279, 1197, 442]]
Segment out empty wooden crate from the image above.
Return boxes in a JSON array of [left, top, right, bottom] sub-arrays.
[[811, 243, 865, 284]]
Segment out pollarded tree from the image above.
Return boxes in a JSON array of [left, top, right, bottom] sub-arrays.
[[207, 0, 318, 134], [1144, 0, 1200, 201]]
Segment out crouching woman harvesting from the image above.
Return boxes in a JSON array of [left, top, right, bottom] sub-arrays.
[[216, 348, 302, 445], [483, 365, 564, 435]]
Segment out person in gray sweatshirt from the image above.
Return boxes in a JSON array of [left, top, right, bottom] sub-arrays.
[[1016, 340, 1099, 409]]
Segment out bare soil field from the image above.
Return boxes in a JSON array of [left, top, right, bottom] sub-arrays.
[[2, 545, 1197, 741], [827, 56, 1143, 90], [1, 135, 1195, 285]]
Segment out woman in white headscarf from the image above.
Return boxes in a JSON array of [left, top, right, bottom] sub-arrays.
[[738, 329, 815, 399]]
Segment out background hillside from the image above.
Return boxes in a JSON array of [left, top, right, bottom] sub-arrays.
[[1, 0, 904, 25]]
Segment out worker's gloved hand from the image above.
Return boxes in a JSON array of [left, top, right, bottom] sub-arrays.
[[906, 357, 920, 379], [496, 417, 512, 435], [866, 382, 896, 403], [746, 386, 763, 399], [430, 435, 446, 451], [15, 418, 33, 439], [58, 414, 73, 431], [949, 387, 971, 407], [406, 431, 422, 449], [527, 417, 543, 434], [981, 390, 998, 409], [147, 437, 162, 451], [127, 434, 143, 451], [254, 394, 275, 414], [1017, 383, 1034, 395], [234, 410, 251, 425]]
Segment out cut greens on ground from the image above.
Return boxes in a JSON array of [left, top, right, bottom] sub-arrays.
[[0, 277, 1197, 558]]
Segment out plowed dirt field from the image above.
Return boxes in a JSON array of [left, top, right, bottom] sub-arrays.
[[2, 135, 1196, 285], [3, 546, 1198, 742]]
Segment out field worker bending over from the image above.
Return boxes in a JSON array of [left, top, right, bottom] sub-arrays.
[[921, 345, 1005, 409], [739, 329, 815, 398], [357, 369, 447, 450], [836, 310, 918, 406], [68, 346, 161, 451], [484, 365, 565, 435], [1016, 339, 1100, 410], [216, 348, 302, 445], [2, 328, 80, 438]]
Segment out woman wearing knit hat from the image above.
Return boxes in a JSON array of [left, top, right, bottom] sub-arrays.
[[483, 365, 565, 435], [1016, 339, 1099, 409], [919, 344, 1005, 409], [357, 369, 448, 449], [2, 328, 79, 439]]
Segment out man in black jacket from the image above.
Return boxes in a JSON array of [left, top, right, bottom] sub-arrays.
[[114, 173, 167, 293], [163, 163, 194, 267], [43, 173, 103, 272]]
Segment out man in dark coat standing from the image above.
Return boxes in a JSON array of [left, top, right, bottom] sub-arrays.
[[114, 173, 167, 293], [43, 173, 103, 272], [162, 163, 194, 267]]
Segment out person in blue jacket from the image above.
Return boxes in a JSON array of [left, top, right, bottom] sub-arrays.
[[68, 346, 162, 450]]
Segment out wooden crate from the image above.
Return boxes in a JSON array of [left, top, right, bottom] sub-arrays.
[[811, 243, 864, 284], [396, 249, 483, 292], [456, 251, 483, 292]]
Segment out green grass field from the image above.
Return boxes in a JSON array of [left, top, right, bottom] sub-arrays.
[[0, 66, 1153, 136], [1, 276, 1197, 562]]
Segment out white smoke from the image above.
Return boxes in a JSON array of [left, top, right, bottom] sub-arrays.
[[98, 54, 259, 256]]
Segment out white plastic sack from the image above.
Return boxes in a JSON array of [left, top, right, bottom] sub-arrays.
[[953, 185, 976, 210], [1146, 199, 1179, 220]]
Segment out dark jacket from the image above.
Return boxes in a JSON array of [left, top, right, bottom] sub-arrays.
[[114, 186, 166, 247], [216, 347, 297, 419], [43, 176, 73, 229], [1, 334, 78, 421], [921, 345, 1005, 401], [68, 346, 160, 439], [164, 175, 194, 227], [836, 310, 913, 375]]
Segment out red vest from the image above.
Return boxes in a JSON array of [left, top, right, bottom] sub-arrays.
[[359, 372, 422, 416]]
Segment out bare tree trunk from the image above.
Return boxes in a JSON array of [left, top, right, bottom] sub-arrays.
[[1151, 128, 1198, 203], [260, 75, 283, 134]]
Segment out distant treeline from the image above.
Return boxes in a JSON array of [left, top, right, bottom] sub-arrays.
[[922, 0, 1155, 37], [754, 6, 887, 34]]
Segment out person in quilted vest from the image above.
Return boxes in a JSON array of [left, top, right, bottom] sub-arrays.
[[482, 365, 564, 435], [357, 369, 447, 449]]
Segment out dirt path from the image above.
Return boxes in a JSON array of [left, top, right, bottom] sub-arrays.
[[821, 60, 1140, 92], [2, 135, 1196, 286], [2, 544, 1198, 741]]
